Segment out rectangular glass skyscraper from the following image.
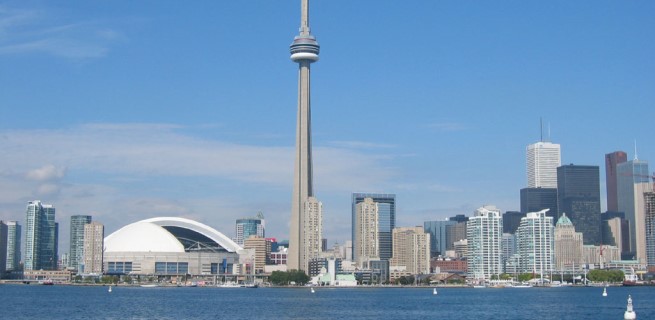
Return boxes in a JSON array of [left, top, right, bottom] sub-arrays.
[[25, 201, 58, 270], [520, 187, 558, 224], [352, 193, 396, 261], [70, 215, 92, 270], [617, 159, 651, 262], [605, 151, 628, 212], [557, 165, 602, 245], [5, 221, 21, 271]]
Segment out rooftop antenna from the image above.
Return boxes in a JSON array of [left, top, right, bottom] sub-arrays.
[[634, 140, 638, 161], [548, 122, 551, 142]]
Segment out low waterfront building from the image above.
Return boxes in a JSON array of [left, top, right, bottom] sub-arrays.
[[431, 258, 467, 274], [583, 245, 621, 267]]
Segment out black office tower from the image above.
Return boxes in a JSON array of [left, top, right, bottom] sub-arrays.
[[557, 164, 602, 245], [520, 187, 558, 224]]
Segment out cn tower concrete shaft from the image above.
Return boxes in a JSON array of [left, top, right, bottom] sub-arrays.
[[288, 0, 319, 272]]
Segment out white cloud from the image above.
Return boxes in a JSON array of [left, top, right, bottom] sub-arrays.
[[0, 5, 122, 59], [26, 164, 66, 181]]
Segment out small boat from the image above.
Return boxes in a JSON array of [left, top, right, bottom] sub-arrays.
[[311, 287, 315, 293], [108, 286, 112, 293], [140, 284, 159, 288], [472, 285, 486, 289], [40, 279, 54, 285], [602, 287, 607, 297], [433, 288, 437, 295]]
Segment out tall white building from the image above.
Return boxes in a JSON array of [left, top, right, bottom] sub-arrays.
[[554, 213, 583, 270], [517, 209, 554, 274], [300, 197, 322, 271], [83, 222, 104, 274], [526, 141, 561, 188], [354, 197, 380, 267], [390, 227, 430, 275], [467, 205, 503, 280]]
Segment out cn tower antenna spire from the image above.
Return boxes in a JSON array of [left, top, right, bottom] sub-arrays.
[[288, 0, 320, 273]]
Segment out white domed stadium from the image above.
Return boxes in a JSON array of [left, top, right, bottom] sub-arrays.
[[103, 217, 242, 277]]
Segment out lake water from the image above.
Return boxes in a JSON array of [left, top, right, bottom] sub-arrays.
[[1, 285, 653, 319]]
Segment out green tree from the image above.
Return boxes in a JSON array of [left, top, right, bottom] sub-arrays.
[[269, 270, 290, 285]]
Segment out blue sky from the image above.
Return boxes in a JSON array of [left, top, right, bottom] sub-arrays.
[[1, 1, 654, 251]]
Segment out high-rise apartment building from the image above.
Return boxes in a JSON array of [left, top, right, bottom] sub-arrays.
[[24, 200, 58, 270], [352, 193, 396, 261], [606, 151, 628, 212], [287, 0, 320, 273], [70, 215, 92, 270], [553, 213, 583, 270], [301, 197, 322, 271], [466, 206, 503, 280], [423, 220, 456, 257], [644, 192, 655, 267], [235, 213, 265, 246], [244, 236, 271, 274], [557, 165, 602, 245], [517, 209, 554, 274], [501, 233, 516, 273], [83, 222, 104, 274], [526, 141, 561, 188], [520, 187, 558, 223], [390, 227, 430, 275], [354, 197, 379, 267], [5, 221, 21, 271], [617, 159, 651, 262]]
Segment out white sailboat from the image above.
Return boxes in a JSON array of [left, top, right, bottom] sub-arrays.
[[432, 288, 438, 295]]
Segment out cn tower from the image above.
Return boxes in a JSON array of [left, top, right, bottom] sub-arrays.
[[288, 0, 319, 272]]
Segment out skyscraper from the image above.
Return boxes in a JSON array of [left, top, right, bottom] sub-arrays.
[[0, 221, 7, 275], [644, 192, 655, 267], [502, 211, 525, 235], [354, 197, 379, 267], [466, 205, 503, 280], [5, 221, 21, 271], [288, 0, 320, 272], [606, 151, 628, 212], [83, 222, 104, 274], [302, 197, 323, 270], [24, 200, 58, 270], [352, 193, 396, 261], [526, 141, 561, 188], [557, 165, 602, 245], [423, 220, 456, 257], [390, 227, 430, 275], [516, 209, 554, 274], [617, 159, 651, 262], [520, 187, 558, 223], [70, 215, 92, 270], [235, 213, 265, 246]]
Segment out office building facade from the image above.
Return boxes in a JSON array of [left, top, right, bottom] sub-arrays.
[[557, 165, 602, 245], [466, 206, 503, 280], [553, 213, 583, 270], [5, 221, 21, 271], [617, 159, 651, 262], [645, 192, 655, 267], [70, 215, 92, 270], [502, 211, 525, 235], [605, 151, 628, 212], [526, 141, 561, 188], [235, 214, 265, 246], [520, 187, 558, 223], [354, 197, 379, 266], [423, 220, 456, 257], [352, 193, 396, 261]]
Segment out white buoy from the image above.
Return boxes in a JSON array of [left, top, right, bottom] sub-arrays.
[[433, 288, 438, 295], [602, 287, 607, 297], [310, 287, 315, 293], [108, 286, 112, 293], [624, 295, 636, 320]]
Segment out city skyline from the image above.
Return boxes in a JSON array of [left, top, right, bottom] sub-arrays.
[[1, 1, 654, 251]]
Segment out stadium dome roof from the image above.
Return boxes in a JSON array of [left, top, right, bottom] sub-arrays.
[[105, 217, 241, 253]]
